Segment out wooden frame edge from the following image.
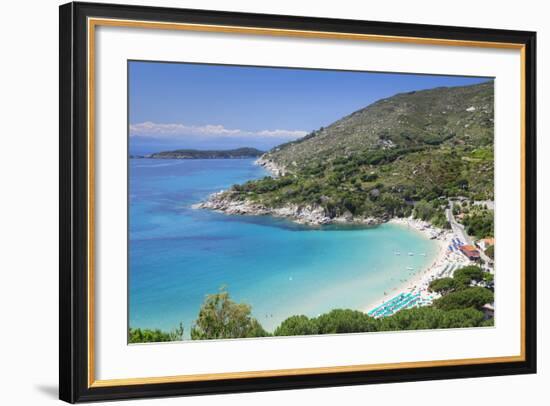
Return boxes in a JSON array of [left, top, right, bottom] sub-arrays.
[[59, 1, 536, 402], [89, 355, 525, 388], [89, 17, 525, 49], [86, 16, 528, 388]]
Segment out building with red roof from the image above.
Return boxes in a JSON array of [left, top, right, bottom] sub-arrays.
[[460, 244, 481, 260]]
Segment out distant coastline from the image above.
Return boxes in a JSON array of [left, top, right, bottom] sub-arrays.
[[131, 147, 264, 160]]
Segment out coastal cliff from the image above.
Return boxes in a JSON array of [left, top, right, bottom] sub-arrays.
[[255, 156, 286, 177]]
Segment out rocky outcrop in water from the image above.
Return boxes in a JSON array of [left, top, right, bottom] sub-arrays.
[[194, 191, 383, 226]]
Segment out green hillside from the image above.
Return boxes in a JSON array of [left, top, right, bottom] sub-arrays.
[[267, 81, 494, 168], [208, 81, 494, 224]]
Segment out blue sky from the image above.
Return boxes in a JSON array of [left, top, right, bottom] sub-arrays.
[[129, 61, 490, 155]]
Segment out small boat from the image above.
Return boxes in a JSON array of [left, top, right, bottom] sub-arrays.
[[394, 251, 401, 255], [419, 253, 426, 256], [406, 266, 414, 271], [408, 252, 414, 256]]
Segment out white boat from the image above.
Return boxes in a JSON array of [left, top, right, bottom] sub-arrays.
[[406, 266, 414, 271], [408, 252, 414, 256]]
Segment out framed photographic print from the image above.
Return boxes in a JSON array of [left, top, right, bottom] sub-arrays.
[[59, 1, 537, 403]]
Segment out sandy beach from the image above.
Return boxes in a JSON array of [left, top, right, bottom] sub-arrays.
[[364, 217, 474, 316]]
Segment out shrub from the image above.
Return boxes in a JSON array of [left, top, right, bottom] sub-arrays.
[[453, 266, 484, 288], [129, 323, 184, 343], [315, 309, 378, 334], [433, 287, 494, 311], [190, 287, 268, 340], [274, 315, 318, 336], [428, 277, 458, 295]]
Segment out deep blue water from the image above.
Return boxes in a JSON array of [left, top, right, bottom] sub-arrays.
[[129, 158, 438, 336]]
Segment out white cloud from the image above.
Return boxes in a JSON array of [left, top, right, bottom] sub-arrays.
[[256, 129, 309, 138], [129, 121, 308, 140]]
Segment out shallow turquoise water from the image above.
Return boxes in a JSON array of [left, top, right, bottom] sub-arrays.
[[129, 159, 438, 335]]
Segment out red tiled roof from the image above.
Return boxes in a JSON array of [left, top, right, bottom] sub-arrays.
[[460, 245, 480, 257]]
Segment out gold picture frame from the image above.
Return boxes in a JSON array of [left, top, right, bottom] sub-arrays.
[[60, 2, 536, 402]]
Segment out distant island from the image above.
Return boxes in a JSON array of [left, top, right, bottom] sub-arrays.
[[133, 147, 265, 160]]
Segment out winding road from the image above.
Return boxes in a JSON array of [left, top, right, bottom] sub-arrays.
[[446, 201, 492, 266], [446, 201, 472, 244]]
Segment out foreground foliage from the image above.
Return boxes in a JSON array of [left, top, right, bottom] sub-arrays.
[[189, 288, 268, 340], [129, 323, 184, 344], [130, 266, 494, 343]]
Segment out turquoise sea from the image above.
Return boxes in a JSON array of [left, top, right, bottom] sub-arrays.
[[129, 158, 439, 336]]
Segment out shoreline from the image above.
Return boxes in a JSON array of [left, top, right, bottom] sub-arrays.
[[192, 157, 475, 318], [195, 155, 385, 226], [363, 217, 473, 316], [193, 192, 384, 226], [194, 156, 385, 226]]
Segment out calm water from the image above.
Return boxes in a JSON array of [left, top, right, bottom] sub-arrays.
[[129, 159, 438, 335]]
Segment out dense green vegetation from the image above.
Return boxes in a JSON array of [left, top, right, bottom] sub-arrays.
[[429, 265, 493, 292], [189, 288, 268, 340], [274, 315, 320, 336], [452, 265, 485, 288], [148, 147, 264, 159], [272, 306, 488, 336], [129, 323, 184, 344], [427, 277, 458, 295], [412, 199, 450, 229], [452, 200, 494, 239], [274, 310, 378, 336], [433, 287, 493, 311], [462, 208, 494, 239], [378, 307, 488, 330], [130, 265, 494, 343], [219, 82, 494, 221]]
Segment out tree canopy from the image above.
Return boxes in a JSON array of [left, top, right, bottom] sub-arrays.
[[428, 277, 459, 295], [190, 288, 268, 340], [433, 286, 494, 311], [315, 309, 378, 334], [129, 323, 184, 344], [378, 306, 485, 331], [274, 315, 318, 336], [462, 209, 494, 239], [453, 265, 485, 288]]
